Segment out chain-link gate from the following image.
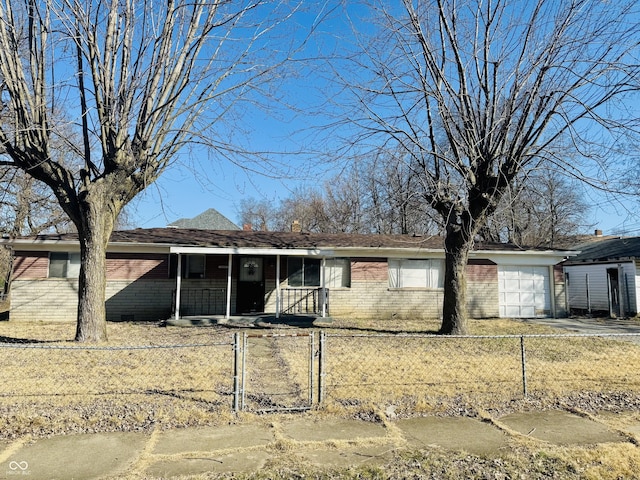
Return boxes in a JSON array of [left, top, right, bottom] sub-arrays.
[[233, 332, 323, 412]]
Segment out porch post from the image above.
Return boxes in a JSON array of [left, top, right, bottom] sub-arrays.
[[226, 254, 233, 319], [321, 257, 327, 318], [548, 265, 557, 318], [276, 254, 281, 319], [174, 254, 182, 320]]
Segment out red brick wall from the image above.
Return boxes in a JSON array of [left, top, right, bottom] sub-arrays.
[[466, 262, 498, 282], [554, 264, 564, 283], [13, 251, 172, 281], [12, 251, 49, 279], [106, 253, 169, 280], [351, 258, 388, 282], [206, 255, 231, 280]]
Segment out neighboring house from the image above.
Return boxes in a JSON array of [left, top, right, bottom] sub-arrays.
[[563, 236, 640, 317], [167, 208, 240, 230], [3, 228, 575, 323]]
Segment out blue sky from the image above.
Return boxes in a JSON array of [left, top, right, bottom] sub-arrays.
[[125, 0, 640, 238]]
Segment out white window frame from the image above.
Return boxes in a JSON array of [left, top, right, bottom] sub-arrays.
[[388, 258, 444, 289], [325, 258, 351, 288]]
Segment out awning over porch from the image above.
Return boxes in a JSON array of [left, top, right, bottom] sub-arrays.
[[170, 249, 331, 321]]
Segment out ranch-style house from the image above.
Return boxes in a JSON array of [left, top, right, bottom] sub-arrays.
[[3, 228, 576, 323]]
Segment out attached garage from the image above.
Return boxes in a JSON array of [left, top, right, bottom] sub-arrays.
[[498, 266, 551, 318]]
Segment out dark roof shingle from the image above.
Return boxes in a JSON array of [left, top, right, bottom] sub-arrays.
[[15, 228, 567, 252], [565, 236, 640, 263]]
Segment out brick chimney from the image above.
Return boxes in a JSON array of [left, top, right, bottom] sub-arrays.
[[595, 229, 603, 237], [291, 220, 301, 233], [243, 223, 252, 231]]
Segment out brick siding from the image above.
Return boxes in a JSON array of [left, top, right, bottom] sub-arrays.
[[13, 251, 49, 279], [106, 253, 169, 280]]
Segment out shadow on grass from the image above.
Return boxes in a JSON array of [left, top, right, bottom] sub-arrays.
[[0, 335, 67, 344], [324, 325, 441, 335]]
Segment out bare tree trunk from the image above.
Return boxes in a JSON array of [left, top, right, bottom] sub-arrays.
[[440, 226, 472, 335], [76, 226, 108, 342], [73, 183, 118, 342]]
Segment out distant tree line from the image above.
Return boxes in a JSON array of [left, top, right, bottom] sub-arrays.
[[239, 153, 591, 249]]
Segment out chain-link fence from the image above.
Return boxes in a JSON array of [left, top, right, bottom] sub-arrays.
[[0, 339, 234, 438], [238, 332, 317, 412], [2, 330, 640, 437], [321, 333, 640, 411]]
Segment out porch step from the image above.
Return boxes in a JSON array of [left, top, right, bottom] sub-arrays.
[[165, 314, 332, 328]]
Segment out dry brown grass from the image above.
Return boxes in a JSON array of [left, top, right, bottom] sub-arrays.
[[0, 322, 237, 438], [315, 333, 640, 410], [2, 318, 640, 440], [3, 319, 640, 479], [267, 318, 640, 419]]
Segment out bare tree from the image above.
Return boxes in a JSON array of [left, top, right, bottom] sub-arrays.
[[276, 187, 331, 232], [478, 169, 591, 247], [335, 0, 640, 334], [0, 169, 71, 235], [238, 196, 279, 231], [364, 150, 440, 235], [237, 159, 441, 234], [0, 0, 301, 341]]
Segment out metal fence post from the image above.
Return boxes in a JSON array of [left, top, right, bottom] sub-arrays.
[[318, 331, 326, 404], [520, 335, 528, 396], [233, 332, 241, 412], [309, 332, 315, 405], [241, 332, 247, 410]]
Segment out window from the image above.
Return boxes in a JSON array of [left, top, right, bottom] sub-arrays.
[[325, 258, 351, 288], [185, 255, 205, 279], [169, 254, 206, 279], [287, 257, 351, 288], [240, 257, 263, 282], [49, 252, 81, 278], [388, 259, 444, 289], [287, 257, 321, 287]]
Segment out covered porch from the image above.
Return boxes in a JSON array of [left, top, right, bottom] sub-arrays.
[[169, 246, 333, 321]]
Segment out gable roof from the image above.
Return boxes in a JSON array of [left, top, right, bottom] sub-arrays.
[[4, 228, 576, 262], [167, 208, 239, 230], [564, 236, 640, 263]]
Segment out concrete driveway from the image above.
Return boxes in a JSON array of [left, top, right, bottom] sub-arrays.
[[522, 316, 640, 335]]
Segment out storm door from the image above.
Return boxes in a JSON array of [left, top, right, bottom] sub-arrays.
[[237, 257, 265, 313]]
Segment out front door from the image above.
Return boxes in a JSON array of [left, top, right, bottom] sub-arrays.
[[237, 257, 265, 313]]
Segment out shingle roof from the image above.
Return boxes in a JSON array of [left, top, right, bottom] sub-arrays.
[[564, 236, 640, 263], [11, 227, 571, 252], [167, 208, 240, 230]]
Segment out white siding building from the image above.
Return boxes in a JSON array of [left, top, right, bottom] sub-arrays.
[[563, 237, 640, 317]]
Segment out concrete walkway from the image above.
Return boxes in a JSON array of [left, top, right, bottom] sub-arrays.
[[0, 410, 635, 479]]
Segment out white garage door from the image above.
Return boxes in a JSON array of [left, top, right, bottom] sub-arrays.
[[498, 266, 551, 318]]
